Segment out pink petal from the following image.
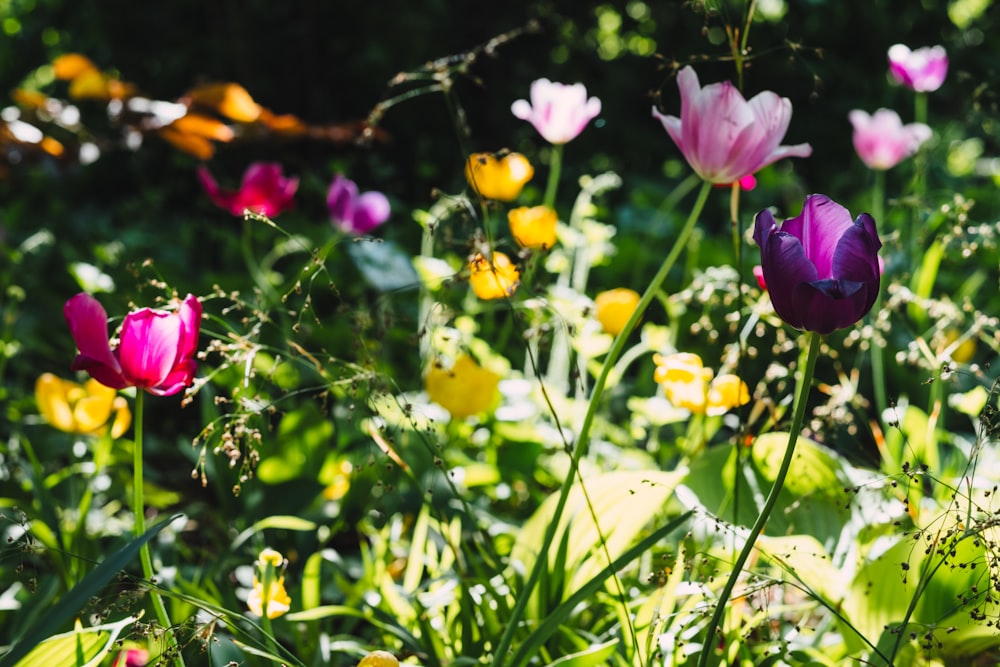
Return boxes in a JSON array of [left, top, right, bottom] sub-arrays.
[[118, 308, 182, 388], [64, 293, 127, 388]]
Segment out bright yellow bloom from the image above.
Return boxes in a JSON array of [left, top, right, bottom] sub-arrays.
[[35, 373, 131, 438], [425, 355, 501, 420], [653, 353, 749, 416], [465, 152, 534, 201], [707, 374, 751, 415], [357, 650, 400, 667], [469, 252, 520, 300], [594, 288, 641, 336], [508, 205, 558, 249], [247, 548, 291, 619]]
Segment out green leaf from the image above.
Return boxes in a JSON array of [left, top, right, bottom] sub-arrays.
[[547, 639, 619, 666], [0, 515, 181, 667], [12, 615, 138, 667], [231, 515, 318, 550]]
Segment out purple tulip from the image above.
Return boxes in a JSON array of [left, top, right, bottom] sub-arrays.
[[652, 66, 812, 185], [327, 174, 391, 235], [65, 293, 202, 397], [849, 108, 931, 170], [888, 44, 948, 92], [511, 78, 602, 145], [197, 162, 298, 217], [753, 195, 881, 335]]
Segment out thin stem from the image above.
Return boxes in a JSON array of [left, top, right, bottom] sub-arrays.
[[696, 331, 822, 667], [871, 168, 888, 421], [491, 180, 713, 667], [134, 392, 185, 665], [542, 144, 563, 211]]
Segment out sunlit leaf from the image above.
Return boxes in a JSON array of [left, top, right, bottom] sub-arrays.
[[185, 82, 261, 122], [11, 615, 138, 667], [52, 53, 98, 80]]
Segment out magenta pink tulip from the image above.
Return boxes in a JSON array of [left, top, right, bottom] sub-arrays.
[[511, 78, 602, 145], [652, 66, 812, 185], [849, 108, 931, 170], [327, 174, 391, 235], [198, 162, 298, 217], [888, 44, 948, 92], [65, 293, 202, 397]]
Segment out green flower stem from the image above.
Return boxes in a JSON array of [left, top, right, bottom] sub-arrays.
[[871, 168, 888, 421], [134, 391, 184, 665], [542, 144, 563, 211], [696, 330, 822, 667], [491, 180, 712, 667]]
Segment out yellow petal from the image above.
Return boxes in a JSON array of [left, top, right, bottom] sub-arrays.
[[594, 288, 641, 336], [465, 152, 534, 202], [357, 650, 400, 667], [52, 53, 99, 80], [35, 374, 77, 433], [469, 252, 520, 300], [425, 355, 501, 419], [186, 83, 262, 122], [508, 205, 558, 249]]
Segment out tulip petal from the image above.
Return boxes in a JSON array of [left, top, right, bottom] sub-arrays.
[[352, 191, 391, 234], [176, 294, 203, 360], [781, 195, 855, 280], [118, 308, 182, 388], [792, 278, 869, 335], [65, 293, 127, 389]]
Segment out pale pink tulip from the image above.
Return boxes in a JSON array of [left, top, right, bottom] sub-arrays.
[[888, 44, 948, 92], [849, 108, 931, 170], [511, 79, 601, 145]]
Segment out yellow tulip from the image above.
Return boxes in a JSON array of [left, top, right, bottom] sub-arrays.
[[425, 355, 501, 420], [594, 288, 641, 336], [35, 373, 131, 438], [247, 548, 291, 619], [357, 650, 400, 667], [508, 205, 558, 249], [469, 252, 520, 300], [465, 152, 534, 201], [653, 353, 749, 415]]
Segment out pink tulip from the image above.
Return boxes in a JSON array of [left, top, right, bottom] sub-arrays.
[[65, 293, 202, 397], [197, 162, 298, 217], [327, 174, 391, 235], [652, 66, 812, 185], [888, 44, 948, 92], [511, 78, 602, 145], [849, 108, 931, 170]]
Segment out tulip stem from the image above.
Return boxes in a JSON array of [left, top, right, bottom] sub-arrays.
[[490, 179, 713, 667], [696, 331, 821, 667], [134, 391, 185, 665], [871, 169, 888, 421], [542, 144, 563, 211]]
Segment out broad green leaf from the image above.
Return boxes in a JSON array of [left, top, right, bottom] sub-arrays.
[[0, 515, 180, 667], [547, 639, 619, 667], [510, 470, 684, 601], [756, 534, 849, 609], [347, 238, 419, 292], [12, 615, 137, 667]]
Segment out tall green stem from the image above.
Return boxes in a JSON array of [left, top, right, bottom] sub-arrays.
[[542, 144, 563, 210], [491, 180, 713, 667], [696, 331, 822, 667], [871, 169, 888, 421], [134, 392, 184, 665]]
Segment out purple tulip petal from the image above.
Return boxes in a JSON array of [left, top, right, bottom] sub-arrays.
[[118, 308, 182, 388], [327, 174, 359, 230], [64, 293, 127, 389], [781, 195, 855, 280], [793, 279, 868, 335], [176, 294, 203, 362], [352, 191, 391, 234]]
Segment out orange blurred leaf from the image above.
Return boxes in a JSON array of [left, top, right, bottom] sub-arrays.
[[12, 89, 50, 110], [168, 113, 235, 142], [52, 53, 99, 80], [256, 108, 307, 136], [158, 126, 215, 160], [186, 83, 261, 122]]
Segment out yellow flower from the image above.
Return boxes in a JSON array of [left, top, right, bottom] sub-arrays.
[[35, 373, 131, 438], [425, 355, 501, 420], [247, 548, 291, 619], [357, 651, 400, 667], [653, 353, 749, 416], [508, 205, 558, 249], [707, 374, 751, 416], [465, 152, 534, 201], [594, 288, 641, 336], [469, 252, 520, 300]]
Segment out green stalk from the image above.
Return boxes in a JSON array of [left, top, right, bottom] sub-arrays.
[[870, 168, 888, 421], [696, 331, 822, 667], [542, 144, 563, 211], [134, 391, 185, 665], [491, 180, 713, 667]]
